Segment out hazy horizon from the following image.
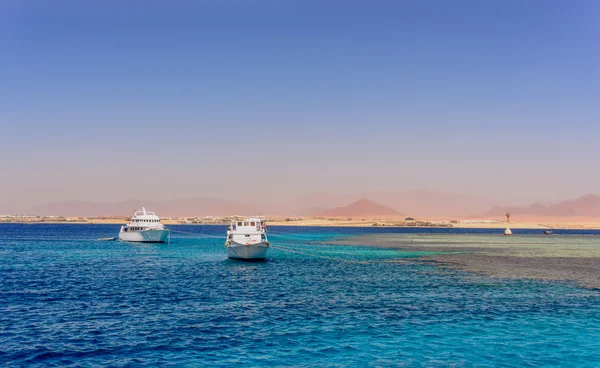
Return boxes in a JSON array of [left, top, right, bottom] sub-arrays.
[[1, 1, 599, 212]]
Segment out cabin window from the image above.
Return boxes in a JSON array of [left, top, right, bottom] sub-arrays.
[[238, 222, 242, 226], [250, 222, 255, 226]]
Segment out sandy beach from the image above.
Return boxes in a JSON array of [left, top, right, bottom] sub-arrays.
[[266, 218, 600, 229], [4, 216, 600, 230]]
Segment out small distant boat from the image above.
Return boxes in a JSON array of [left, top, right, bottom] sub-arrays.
[[544, 230, 553, 235], [98, 237, 116, 241], [118, 207, 170, 243], [225, 217, 269, 260]]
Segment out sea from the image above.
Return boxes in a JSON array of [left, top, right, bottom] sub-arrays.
[[1, 224, 600, 367]]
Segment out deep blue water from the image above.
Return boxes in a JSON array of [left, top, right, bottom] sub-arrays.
[[1, 224, 600, 367]]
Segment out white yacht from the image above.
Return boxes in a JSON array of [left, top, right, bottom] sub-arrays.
[[119, 207, 170, 243], [225, 217, 269, 260]]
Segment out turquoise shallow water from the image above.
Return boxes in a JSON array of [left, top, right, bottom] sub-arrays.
[[1, 224, 600, 367]]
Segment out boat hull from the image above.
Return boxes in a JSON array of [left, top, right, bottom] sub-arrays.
[[226, 241, 268, 260], [119, 229, 169, 243]]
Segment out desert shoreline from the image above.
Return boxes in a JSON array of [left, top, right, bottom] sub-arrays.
[[2, 218, 600, 230]]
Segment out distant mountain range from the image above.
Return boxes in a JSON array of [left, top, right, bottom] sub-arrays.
[[292, 189, 501, 217], [21, 198, 261, 217], [316, 198, 401, 218], [483, 194, 600, 218], [12, 192, 600, 219], [13, 189, 498, 217]]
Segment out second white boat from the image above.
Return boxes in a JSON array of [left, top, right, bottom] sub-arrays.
[[225, 217, 269, 260]]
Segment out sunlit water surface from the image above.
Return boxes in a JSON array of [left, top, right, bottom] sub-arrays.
[[1, 224, 600, 367]]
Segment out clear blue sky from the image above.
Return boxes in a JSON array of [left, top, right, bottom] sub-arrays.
[[1, 0, 599, 209]]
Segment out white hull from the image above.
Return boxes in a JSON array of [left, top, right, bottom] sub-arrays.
[[226, 241, 268, 260], [119, 229, 169, 243]]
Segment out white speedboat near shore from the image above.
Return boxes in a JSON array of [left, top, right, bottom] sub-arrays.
[[225, 217, 269, 260], [119, 207, 170, 243]]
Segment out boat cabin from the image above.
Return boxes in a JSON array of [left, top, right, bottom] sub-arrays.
[[124, 207, 164, 231], [230, 217, 265, 233], [227, 217, 268, 245]]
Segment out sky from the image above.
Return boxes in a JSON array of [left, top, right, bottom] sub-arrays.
[[1, 0, 599, 211]]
